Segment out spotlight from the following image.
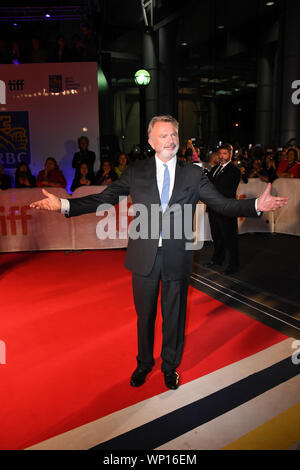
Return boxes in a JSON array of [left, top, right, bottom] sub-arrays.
[[266, 1, 275, 6], [45, 13, 51, 18]]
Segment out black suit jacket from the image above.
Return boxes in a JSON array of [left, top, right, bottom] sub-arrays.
[[208, 162, 241, 199], [67, 158, 258, 279]]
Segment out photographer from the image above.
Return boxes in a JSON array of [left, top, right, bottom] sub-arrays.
[[232, 156, 248, 183]]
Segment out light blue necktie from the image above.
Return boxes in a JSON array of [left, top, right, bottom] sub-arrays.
[[160, 163, 170, 213]]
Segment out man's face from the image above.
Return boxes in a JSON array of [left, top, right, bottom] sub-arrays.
[[218, 148, 230, 165], [148, 121, 179, 162], [287, 150, 296, 163], [79, 139, 88, 151]]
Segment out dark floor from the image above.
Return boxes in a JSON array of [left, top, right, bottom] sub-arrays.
[[192, 233, 300, 339]]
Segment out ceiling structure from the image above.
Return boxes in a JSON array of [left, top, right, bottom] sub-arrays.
[[0, 0, 281, 98], [98, 0, 281, 98], [0, 0, 283, 144]]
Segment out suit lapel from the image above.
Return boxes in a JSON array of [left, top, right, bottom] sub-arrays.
[[168, 159, 185, 207], [147, 156, 161, 206]]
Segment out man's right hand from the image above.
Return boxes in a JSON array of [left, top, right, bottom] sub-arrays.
[[30, 188, 62, 212]]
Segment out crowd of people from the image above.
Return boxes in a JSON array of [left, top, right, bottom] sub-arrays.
[[0, 135, 128, 191], [0, 136, 299, 191], [0, 23, 98, 65], [176, 141, 300, 182]]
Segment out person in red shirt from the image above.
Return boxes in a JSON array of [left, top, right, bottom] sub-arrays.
[[37, 157, 67, 188], [277, 147, 300, 178]]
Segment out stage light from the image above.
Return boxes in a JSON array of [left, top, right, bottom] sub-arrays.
[[266, 2, 275, 6], [45, 13, 51, 18]]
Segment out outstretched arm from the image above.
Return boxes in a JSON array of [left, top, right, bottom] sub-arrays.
[[30, 166, 132, 216], [197, 173, 288, 217]]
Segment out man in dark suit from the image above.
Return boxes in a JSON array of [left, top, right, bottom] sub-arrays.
[[72, 136, 96, 180], [206, 143, 241, 275], [30, 115, 288, 390]]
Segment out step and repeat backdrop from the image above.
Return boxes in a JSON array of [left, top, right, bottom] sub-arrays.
[[0, 62, 100, 193], [0, 179, 299, 252]]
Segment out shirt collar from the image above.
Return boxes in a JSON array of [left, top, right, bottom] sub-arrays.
[[220, 160, 231, 169], [155, 154, 177, 170]]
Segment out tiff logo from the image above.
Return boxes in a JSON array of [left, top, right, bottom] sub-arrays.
[[0, 340, 6, 365], [8, 79, 24, 91], [0, 206, 32, 235], [0, 80, 5, 104]]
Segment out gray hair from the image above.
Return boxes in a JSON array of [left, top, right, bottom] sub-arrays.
[[147, 115, 179, 136]]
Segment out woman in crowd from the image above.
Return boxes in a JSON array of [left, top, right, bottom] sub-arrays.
[[14, 162, 36, 188], [185, 139, 200, 163], [276, 147, 300, 178], [95, 160, 117, 186], [248, 158, 266, 180], [70, 162, 95, 192], [259, 153, 278, 183], [114, 153, 128, 177], [36, 157, 67, 188]]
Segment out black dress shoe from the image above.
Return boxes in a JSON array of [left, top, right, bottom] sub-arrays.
[[130, 367, 151, 387], [164, 370, 180, 390]]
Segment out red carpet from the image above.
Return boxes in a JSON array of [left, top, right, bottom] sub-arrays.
[[0, 250, 287, 449]]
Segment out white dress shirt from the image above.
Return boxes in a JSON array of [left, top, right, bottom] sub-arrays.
[[155, 155, 177, 246], [155, 155, 177, 205]]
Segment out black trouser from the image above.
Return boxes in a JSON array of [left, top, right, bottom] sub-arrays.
[[132, 248, 189, 373], [208, 211, 239, 270]]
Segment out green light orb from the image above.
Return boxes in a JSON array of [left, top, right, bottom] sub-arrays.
[[134, 69, 151, 86]]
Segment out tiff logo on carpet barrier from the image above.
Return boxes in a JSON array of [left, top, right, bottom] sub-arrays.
[[0, 341, 6, 365], [0, 206, 32, 235]]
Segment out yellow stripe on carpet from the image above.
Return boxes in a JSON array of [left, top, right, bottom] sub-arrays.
[[222, 401, 300, 450]]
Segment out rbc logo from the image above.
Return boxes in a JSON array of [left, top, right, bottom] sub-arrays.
[[0, 111, 31, 168]]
